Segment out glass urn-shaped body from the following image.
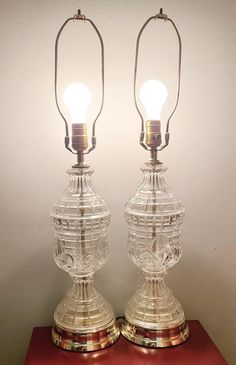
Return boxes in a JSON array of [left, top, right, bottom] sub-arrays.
[[51, 166, 119, 351], [122, 162, 189, 347]]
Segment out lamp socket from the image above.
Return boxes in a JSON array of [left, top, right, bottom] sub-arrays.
[[145, 120, 162, 148], [72, 123, 88, 152]]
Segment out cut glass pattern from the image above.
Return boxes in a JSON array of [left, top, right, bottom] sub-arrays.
[[51, 166, 115, 333], [124, 162, 187, 331]]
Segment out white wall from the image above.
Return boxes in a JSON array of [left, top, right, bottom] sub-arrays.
[[0, 0, 235, 364]]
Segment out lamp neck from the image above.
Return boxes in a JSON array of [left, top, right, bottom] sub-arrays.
[[150, 149, 158, 162], [66, 166, 94, 195], [76, 152, 85, 165], [140, 162, 169, 193]]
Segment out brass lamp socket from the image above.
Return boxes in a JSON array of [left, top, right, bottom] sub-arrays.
[[146, 120, 162, 148], [72, 123, 88, 152]]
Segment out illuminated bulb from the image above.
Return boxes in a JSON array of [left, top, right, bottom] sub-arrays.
[[63, 83, 92, 124], [139, 80, 168, 120]]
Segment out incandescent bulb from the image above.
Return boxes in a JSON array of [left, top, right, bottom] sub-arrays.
[[139, 80, 168, 120], [63, 83, 92, 124]]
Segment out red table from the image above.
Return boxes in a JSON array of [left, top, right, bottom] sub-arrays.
[[24, 320, 228, 365]]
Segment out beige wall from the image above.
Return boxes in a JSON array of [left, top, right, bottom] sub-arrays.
[[0, 0, 235, 364]]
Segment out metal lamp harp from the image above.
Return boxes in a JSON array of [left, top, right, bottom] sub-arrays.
[[134, 8, 182, 161], [54, 9, 104, 164]]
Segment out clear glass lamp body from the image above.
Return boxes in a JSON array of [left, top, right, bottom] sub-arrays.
[[51, 166, 119, 351], [122, 162, 189, 347]]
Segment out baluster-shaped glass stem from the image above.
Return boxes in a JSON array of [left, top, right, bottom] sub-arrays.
[[51, 166, 119, 351], [122, 162, 189, 347]]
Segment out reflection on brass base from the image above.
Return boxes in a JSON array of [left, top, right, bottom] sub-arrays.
[[121, 320, 189, 348], [52, 320, 120, 352]]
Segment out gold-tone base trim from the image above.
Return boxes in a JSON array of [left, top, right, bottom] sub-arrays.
[[52, 321, 120, 352], [121, 320, 189, 348]]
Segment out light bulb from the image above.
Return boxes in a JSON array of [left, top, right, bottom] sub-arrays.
[[139, 80, 168, 120], [63, 83, 92, 124]]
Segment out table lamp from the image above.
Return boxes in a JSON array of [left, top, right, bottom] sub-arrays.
[[50, 10, 120, 352], [121, 8, 189, 348]]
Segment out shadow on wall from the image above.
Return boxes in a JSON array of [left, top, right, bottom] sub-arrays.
[[0, 242, 68, 365], [168, 246, 235, 364]]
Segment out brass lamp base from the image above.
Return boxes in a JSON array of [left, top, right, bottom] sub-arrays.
[[52, 320, 120, 352], [121, 320, 189, 348]]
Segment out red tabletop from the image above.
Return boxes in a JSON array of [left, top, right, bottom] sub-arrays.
[[24, 320, 228, 365]]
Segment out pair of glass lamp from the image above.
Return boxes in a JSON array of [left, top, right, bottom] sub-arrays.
[[51, 9, 189, 352]]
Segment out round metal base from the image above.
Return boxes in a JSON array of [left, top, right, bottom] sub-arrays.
[[121, 320, 189, 348], [52, 321, 120, 352]]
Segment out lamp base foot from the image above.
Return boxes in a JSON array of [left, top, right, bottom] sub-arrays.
[[121, 319, 189, 348], [52, 320, 120, 352]]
